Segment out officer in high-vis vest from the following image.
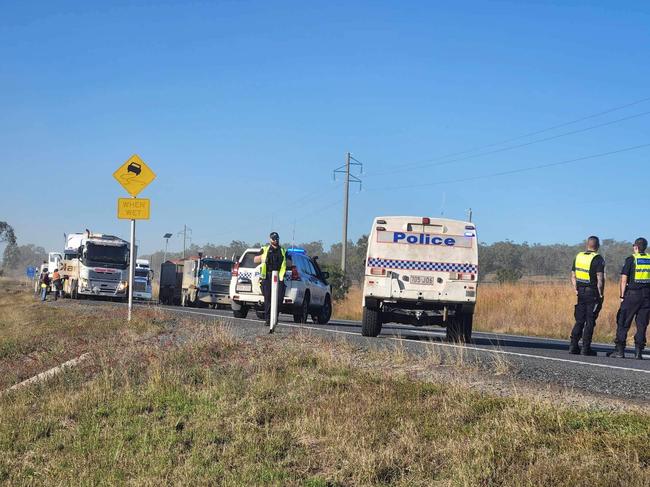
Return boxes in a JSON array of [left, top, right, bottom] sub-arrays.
[[570, 236, 605, 356], [608, 237, 650, 359], [254, 231, 287, 329]]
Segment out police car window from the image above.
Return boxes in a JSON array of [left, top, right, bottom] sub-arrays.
[[240, 252, 259, 268], [295, 255, 310, 275], [304, 258, 317, 276]]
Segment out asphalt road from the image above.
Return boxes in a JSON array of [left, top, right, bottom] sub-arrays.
[[76, 300, 650, 401]]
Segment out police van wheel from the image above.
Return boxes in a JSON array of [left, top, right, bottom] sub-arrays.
[[361, 306, 382, 337], [233, 305, 249, 319], [255, 310, 266, 320], [462, 313, 473, 342], [446, 313, 473, 342]]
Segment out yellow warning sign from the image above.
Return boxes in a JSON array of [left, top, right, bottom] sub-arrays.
[[113, 154, 156, 196], [117, 198, 151, 220]]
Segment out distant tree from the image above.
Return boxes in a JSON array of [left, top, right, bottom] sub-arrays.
[[0, 222, 19, 270], [321, 264, 351, 301]]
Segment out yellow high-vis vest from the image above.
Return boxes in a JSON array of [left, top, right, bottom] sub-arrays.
[[575, 252, 599, 284], [259, 245, 287, 280], [633, 253, 650, 283]]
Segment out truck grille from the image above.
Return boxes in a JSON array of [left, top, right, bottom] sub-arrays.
[[134, 282, 147, 292]]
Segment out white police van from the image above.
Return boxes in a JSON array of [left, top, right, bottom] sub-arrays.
[[362, 216, 478, 341], [229, 247, 332, 324]]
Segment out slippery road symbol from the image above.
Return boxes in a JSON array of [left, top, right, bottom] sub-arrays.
[[127, 162, 142, 176]]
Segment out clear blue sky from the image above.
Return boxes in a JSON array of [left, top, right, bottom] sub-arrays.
[[1, 0, 649, 255]]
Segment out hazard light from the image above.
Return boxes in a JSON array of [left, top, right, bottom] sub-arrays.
[[422, 217, 430, 225]]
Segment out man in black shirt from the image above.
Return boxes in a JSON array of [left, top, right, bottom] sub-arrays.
[[608, 237, 650, 359], [570, 236, 605, 356], [254, 232, 287, 330]]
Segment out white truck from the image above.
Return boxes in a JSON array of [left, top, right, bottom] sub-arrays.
[[133, 258, 153, 301], [362, 216, 478, 341], [33, 252, 63, 293], [60, 231, 131, 300]]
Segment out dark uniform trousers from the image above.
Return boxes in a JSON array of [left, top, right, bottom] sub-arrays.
[[261, 278, 286, 324], [615, 288, 650, 348], [571, 286, 601, 343]]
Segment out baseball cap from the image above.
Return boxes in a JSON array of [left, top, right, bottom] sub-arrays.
[[270, 232, 280, 241]]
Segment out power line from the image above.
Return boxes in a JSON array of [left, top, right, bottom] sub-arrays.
[[368, 109, 650, 177], [366, 142, 650, 192]]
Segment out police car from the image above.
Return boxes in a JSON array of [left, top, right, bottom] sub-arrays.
[[229, 247, 333, 324], [362, 216, 478, 341]]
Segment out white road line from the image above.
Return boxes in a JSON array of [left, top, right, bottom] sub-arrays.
[[160, 307, 650, 375]]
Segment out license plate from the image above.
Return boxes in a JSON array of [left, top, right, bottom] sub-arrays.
[[236, 283, 252, 292], [410, 275, 435, 285]]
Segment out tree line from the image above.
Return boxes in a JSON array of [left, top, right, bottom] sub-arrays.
[[0, 219, 637, 285]]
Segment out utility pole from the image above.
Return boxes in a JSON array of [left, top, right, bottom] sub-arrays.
[[177, 225, 192, 259], [334, 152, 362, 274], [467, 208, 473, 222]]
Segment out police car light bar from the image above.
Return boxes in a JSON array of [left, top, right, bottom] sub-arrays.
[[422, 217, 430, 225], [287, 248, 306, 253]]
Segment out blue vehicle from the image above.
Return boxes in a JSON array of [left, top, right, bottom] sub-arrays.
[[180, 253, 233, 308]]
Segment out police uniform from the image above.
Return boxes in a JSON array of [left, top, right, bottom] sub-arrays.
[[570, 251, 605, 355], [259, 243, 287, 325], [613, 253, 650, 358]]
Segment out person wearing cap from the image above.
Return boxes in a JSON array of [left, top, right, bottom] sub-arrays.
[[254, 232, 287, 329], [608, 237, 650, 359]]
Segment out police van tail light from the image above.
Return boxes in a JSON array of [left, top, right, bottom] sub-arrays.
[[231, 262, 239, 277], [290, 266, 301, 281], [450, 272, 475, 281], [370, 267, 386, 276]]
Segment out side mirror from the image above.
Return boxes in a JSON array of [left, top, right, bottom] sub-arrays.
[[322, 272, 329, 279]]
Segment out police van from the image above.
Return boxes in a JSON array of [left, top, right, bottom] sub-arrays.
[[362, 216, 478, 341]]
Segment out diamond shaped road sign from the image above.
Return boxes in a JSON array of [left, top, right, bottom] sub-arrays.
[[113, 154, 156, 197]]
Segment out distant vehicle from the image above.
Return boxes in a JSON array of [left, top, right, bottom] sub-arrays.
[[60, 231, 131, 300], [362, 216, 478, 341], [229, 247, 332, 323], [159, 260, 184, 305], [180, 255, 233, 308], [133, 258, 153, 301]]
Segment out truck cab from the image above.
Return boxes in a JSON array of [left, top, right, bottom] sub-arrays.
[[181, 255, 233, 308], [133, 259, 153, 301], [362, 216, 478, 341]]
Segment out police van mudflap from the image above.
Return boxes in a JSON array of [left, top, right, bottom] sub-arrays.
[[361, 216, 478, 342]]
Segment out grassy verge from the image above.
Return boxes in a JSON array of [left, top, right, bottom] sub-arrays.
[[333, 282, 620, 343], [1, 282, 648, 485]]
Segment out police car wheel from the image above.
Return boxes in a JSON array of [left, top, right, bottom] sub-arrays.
[[293, 293, 310, 323], [312, 295, 332, 324], [255, 310, 266, 320], [361, 306, 382, 337]]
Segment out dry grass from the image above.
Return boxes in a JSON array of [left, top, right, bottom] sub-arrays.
[[333, 282, 621, 342], [1, 280, 649, 485]]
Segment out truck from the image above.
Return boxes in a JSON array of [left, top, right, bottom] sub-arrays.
[[133, 258, 153, 301], [33, 252, 63, 293], [361, 216, 478, 342], [159, 260, 184, 305], [60, 231, 131, 300], [180, 254, 233, 308]]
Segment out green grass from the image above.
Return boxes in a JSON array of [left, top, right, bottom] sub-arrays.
[[1, 280, 649, 486]]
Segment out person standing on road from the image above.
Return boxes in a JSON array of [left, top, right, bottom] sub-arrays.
[[608, 237, 650, 359], [39, 269, 51, 302], [51, 269, 63, 301], [254, 232, 287, 332], [570, 236, 605, 356]]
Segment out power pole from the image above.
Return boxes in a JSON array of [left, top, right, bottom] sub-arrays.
[[467, 208, 473, 222], [177, 225, 192, 259], [334, 152, 362, 274]]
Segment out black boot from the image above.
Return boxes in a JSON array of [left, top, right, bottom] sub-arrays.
[[634, 346, 644, 360], [569, 338, 581, 355], [607, 343, 625, 358], [581, 342, 597, 356]]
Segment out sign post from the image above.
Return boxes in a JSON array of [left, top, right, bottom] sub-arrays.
[[269, 270, 279, 333], [113, 154, 156, 321]]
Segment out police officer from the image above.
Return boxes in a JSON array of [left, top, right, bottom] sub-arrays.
[[608, 237, 650, 359], [254, 231, 287, 331], [570, 236, 605, 356]]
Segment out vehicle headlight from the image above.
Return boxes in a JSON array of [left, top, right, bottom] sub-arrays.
[[117, 281, 127, 291], [80, 278, 88, 287]]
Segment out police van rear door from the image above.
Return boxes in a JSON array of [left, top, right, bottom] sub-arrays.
[[368, 217, 478, 302]]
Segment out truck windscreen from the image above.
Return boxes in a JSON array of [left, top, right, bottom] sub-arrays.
[[202, 260, 232, 271], [85, 243, 129, 268], [135, 269, 150, 278]]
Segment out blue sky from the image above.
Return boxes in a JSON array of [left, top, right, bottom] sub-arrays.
[[1, 0, 649, 255]]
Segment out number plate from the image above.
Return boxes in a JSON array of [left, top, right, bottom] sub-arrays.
[[410, 275, 435, 285], [236, 283, 252, 292]]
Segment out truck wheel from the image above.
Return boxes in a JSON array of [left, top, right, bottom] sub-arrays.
[[233, 305, 249, 319], [312, 295, 332, 324], [71, 281, 78, 300], [293, 293, 310, 323], [361, 306, 382, 337], [255, 310, 266, 320]]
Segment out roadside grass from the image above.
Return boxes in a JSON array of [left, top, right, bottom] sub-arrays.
[[334, 282, 620, 343], [1, 285, 649, 485]]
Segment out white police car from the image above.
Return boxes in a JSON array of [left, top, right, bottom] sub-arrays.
[[362, 216, 478, 341], [229, 247, 333, 324]]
